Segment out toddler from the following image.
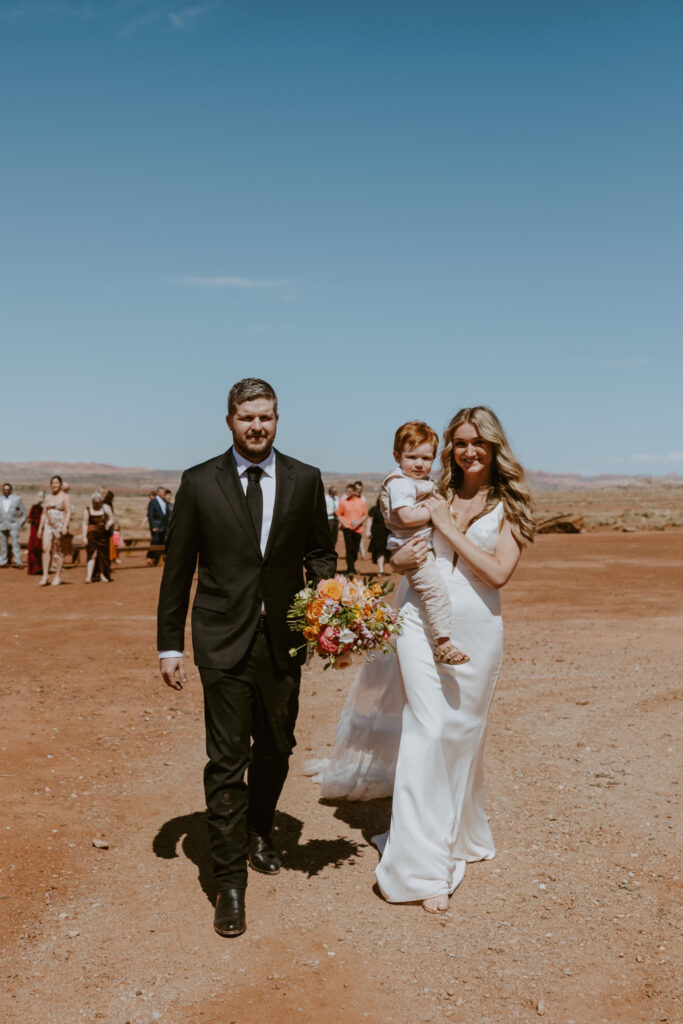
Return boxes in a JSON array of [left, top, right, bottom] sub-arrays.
[[112, 522, 123, 564], [380, 421, 468, 666]]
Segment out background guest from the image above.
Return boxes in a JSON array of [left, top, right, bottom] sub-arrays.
[[102, 490, 117, 564], [336, 482, 368, 574], [38, 475, 72, 585], [164, 490, 174, 523], [146, 486, 169, 565], [353, 480, 369, 558], [83, 492, 114, 583], [0, 482, 27, 568], [141, 491, 155, 530], [90, 488, 116, 581], [26, 490, 44, 575], [325, 485, 340, 547], [112, 522, 123, 563], [368, 493, 391, 575]]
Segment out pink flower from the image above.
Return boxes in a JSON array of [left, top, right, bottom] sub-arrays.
[[318, 626, 340, 654]]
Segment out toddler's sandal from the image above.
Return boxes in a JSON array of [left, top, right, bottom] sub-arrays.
[[434, 641, 470, 666]]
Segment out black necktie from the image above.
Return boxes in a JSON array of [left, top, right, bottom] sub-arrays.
[[245, 466, 263, 543]]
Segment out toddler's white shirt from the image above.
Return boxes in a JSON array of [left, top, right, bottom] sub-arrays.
[[381, 471, 436, 551]]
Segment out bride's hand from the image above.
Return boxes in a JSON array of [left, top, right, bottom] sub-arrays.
[[424, 496, 451, 532], [389, 536, 429, 574]]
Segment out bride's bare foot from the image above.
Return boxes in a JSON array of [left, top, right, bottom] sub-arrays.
[[422, 893, 449, 914], [434, 639, 469, 665]]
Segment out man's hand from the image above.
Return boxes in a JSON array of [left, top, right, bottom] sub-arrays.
[[389, 535, 429, 573], [160, 657, 187, 691]]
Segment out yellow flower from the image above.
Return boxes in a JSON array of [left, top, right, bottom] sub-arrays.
[[375, 608, 385, 623]]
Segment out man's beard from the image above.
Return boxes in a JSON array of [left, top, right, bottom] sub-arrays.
[[234, 435, 274, 460]]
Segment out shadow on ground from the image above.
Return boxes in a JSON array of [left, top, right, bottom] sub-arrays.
[[152, 808, 367, 904], [322, 797, 392, 847]]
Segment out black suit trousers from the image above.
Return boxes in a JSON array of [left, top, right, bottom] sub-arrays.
[[147, 528, 166, 564], [199, 623, 300, 889], [342, 527, 361, 573]]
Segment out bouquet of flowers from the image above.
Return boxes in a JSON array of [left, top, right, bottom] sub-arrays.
[[287, 574, 403, 669]]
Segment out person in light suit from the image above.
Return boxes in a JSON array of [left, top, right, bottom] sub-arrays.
[[0, 483, 27, 568], [157, 377, 336, 938]]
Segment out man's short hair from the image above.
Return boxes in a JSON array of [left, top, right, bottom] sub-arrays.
[[228, 378, 278, 416], [2, 482, 11, 489], [393, 420, 439, 455]]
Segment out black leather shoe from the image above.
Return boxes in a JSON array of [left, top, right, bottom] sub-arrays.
[[214, 888, 246, 937], [248, 832, 281, 875]]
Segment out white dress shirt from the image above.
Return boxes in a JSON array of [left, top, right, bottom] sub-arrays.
[[325, 493, 339, 517], [159, 447, 277, 660]]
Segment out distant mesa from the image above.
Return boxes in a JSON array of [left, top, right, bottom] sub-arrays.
[[527, 469, 683, 490], [0, 461, 180, 487], [0, 460, 681, 490]]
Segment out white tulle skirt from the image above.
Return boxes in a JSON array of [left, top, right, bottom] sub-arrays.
[[303, 646, 404, 800]]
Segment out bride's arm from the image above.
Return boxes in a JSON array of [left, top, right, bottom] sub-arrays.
[[425, 498, 522, 589]]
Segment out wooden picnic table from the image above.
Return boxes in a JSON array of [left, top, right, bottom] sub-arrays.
[[19, 536, 166, 563]]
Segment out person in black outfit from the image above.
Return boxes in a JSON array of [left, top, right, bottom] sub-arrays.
[[157, 378, 336, 938], [368, 496, 391, 575]]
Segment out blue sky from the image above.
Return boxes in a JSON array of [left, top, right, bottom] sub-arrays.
[[1, 0, 681, 475]]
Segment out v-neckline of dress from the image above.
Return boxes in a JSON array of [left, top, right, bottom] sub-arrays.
[[452, 500, 501, 536]]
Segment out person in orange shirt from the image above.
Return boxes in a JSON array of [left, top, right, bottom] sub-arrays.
[[336, 482, 368, 574]]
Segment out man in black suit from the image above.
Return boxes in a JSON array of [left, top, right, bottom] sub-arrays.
[[146, 487, 170, 565], [157, 378, 336, 937]]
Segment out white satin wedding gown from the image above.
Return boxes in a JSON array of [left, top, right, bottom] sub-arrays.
[[306, 502, 504, 903]]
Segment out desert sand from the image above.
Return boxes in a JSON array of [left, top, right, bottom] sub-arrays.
[[0, 523, 681, 1024]]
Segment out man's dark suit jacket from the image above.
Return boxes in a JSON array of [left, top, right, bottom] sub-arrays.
[[148, 497, 169, 533], [157, 447, 337, 671]]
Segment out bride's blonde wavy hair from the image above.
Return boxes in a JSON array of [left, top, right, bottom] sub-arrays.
[[438, 406, 536, 545]]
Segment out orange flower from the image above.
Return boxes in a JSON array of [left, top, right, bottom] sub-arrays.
[[318, 578, 343, 601], [305, 598, 326, 623], [363, 604, 372, 618], [371, 583, 382, 596], [303, 625, 320, 641]]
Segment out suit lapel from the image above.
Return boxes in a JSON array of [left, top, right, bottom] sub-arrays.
[[263, 450, 295, 560], [215, 447, 262, 557]]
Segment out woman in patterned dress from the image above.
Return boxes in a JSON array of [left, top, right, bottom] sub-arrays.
[[37, 475, 72, 586]]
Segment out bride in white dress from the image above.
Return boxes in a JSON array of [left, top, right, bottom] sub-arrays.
[[307, 407, 535, 913]]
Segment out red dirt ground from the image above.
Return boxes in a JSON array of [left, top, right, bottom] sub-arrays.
[[0, 530, 681, 1024]]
